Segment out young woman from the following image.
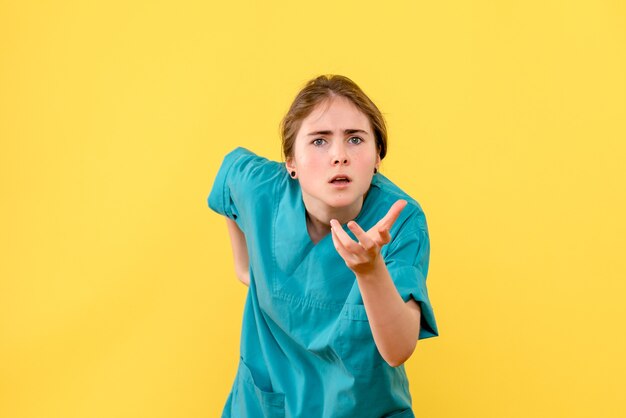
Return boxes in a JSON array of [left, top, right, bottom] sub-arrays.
[[208, 74, 439, 417]]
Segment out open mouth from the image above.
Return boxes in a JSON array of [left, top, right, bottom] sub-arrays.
[[329, 175, 352, 184]]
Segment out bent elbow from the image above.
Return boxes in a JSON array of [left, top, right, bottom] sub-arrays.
[[235, 270, 250, 287], [384, 342, 418, 368], [385, 354, 410, 368], [386, 358, 405, 368]]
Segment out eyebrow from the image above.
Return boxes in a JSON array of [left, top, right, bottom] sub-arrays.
[[307, 129, 369, 136]]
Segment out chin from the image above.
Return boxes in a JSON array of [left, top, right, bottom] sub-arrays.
[[324, 194, 363, 209]]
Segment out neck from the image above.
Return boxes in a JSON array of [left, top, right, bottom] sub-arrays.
[[302, 191, 369, 244]]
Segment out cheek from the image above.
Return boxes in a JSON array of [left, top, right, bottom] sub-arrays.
[[297, 153, 323, 171], [351, 151, 377, 168]]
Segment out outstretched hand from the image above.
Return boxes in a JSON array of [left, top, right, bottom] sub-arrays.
[[330, 199, 407, 275]]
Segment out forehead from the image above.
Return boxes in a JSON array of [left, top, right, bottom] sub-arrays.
[[300, 96, 371, 131]]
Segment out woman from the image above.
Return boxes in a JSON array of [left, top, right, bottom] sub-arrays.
[[208, 74, 439, 417]]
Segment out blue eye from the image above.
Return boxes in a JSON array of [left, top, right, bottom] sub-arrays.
[[348, 137, 363, 144], [312, 138, 326, 146]]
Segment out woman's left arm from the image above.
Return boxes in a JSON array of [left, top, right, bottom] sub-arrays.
[[353, 258, 421, 367], [330, 199, 422, 367]]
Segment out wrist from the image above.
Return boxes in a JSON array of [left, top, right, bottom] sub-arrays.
[[354, 255, 387, 282]]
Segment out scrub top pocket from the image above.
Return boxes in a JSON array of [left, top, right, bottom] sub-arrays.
[[232, 357, 285, 418], [337, 303, 385, 376]]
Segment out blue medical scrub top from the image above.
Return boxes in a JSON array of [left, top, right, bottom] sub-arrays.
[[208, 147, 439, 418]]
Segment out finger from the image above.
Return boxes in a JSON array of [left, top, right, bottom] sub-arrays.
[[330, 222, 352, 260], [377, 226, 392, 245], [347, 220, 376, 251], [330, 219, 362, 253], [377, 199, 408, 230]]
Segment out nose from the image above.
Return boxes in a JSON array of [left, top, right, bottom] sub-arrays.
[[332, 143, 349, 166]]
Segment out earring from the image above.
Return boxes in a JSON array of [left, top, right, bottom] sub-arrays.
[[290, 171, 296, 178]]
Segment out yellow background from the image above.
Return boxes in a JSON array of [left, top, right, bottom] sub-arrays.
[[1, 1, 625, 417]]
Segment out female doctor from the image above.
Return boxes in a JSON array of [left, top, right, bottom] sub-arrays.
[[208, 74, 438, 417]]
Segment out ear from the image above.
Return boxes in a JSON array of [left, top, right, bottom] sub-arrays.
[[375, 153, 381, 168], [285, 156, 296, 172]]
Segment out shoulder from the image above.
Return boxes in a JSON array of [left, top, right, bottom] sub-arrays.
[[218, 147, 287, 190], [221, 147, 284, 176], [208, 147, 288, 219]]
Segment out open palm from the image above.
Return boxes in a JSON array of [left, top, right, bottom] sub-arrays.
[[330, 199, 407, 274]]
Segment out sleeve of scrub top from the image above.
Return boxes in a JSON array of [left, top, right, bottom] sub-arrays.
[[385, 226, 439, 340], [207, 147, 277, 232]]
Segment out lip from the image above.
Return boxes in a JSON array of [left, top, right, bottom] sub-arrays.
[[328, 174, 352, 189], [328, 174, 352, 183], [330, 181, 350, 189]]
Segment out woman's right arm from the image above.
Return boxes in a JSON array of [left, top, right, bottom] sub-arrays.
[[225, 217, 250, 286]]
